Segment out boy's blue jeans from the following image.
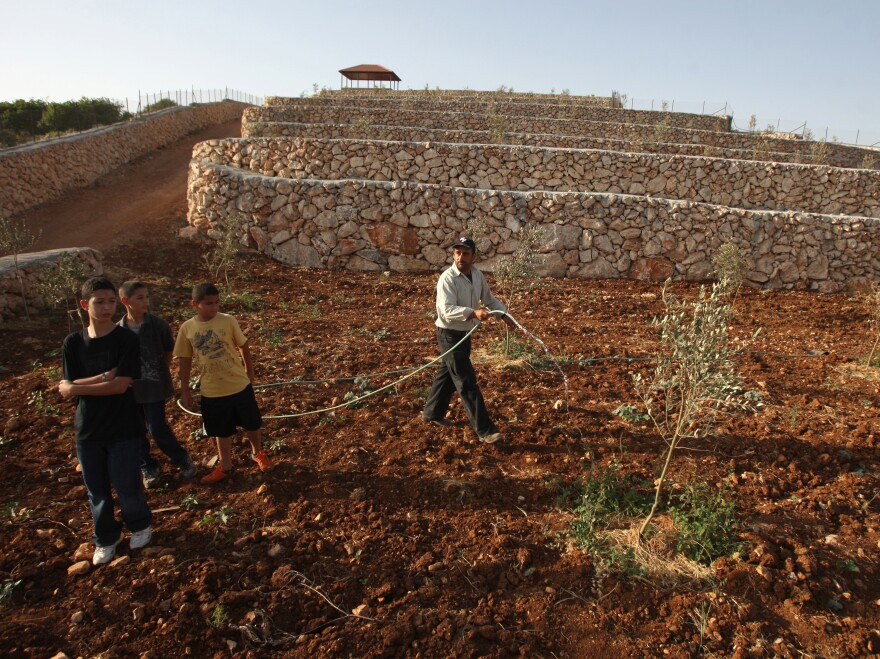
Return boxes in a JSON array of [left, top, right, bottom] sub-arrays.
[[140, 400, 188, 470], [76, 437, 153, 547]]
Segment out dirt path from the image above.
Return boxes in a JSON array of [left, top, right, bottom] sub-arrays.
[[21, 119, 241, 252]]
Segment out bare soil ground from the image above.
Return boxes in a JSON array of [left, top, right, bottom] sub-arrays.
[[20, 119, 241, 252], [1, 125, 879, 658]]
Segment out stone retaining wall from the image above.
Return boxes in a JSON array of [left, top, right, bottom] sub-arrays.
[[0, 248, 102, 320], [275, 91, 615, 107], [256, 100, 730, 132], [192, 137, 880, 217], [186, 161, 880, 291], [243, 106, 872, 169], [250, 121, 876, 171], [0, 101, 249, 217]]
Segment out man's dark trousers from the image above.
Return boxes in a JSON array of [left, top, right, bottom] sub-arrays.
[[423, 328, 498, 437]]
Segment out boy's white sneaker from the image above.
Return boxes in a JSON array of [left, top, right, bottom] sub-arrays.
[[130, 526, 153, 550], [93, 536, 122, 565]]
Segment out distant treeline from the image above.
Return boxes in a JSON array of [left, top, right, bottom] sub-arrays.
[[0, 97, 178, 147]]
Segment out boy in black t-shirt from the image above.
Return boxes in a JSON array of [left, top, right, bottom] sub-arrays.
[[59, 277, 153, 566]]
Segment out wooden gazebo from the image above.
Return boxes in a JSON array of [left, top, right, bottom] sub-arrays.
[[339, 64, 401, 90]]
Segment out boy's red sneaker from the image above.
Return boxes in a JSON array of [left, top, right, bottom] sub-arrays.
[[251, 450, 273, 472], [200, 465, 232, 484]]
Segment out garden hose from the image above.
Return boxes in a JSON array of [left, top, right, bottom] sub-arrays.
[[174, 310, 855, 421], [176, 310, 508, 419]]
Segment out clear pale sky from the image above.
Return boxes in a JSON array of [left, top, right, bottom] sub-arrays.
[[3, 0, 878, 145]]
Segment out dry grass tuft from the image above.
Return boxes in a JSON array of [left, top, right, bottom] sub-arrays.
[[836, 362, 880, 383], [603, 518, 713, 587]]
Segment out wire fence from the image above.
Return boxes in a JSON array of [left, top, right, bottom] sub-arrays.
[[627, 96, 879, 148], [130, 88, 263, 114]]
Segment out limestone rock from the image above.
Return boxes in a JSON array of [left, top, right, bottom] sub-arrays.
[[630, 257, 674, 281], [577, 258, 619, 279], [422, 244, 448, 267], [534, 253, 567, 278], [806, 254, 829, 279], [388, 255, 432, 272], [366, 224, 419, 255], [274, 241, 322, 268]]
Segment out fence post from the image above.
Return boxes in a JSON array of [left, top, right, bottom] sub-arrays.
[[855, 129, 859, 145]]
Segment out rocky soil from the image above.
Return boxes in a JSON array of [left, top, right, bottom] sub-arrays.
[[0, 122, 877, 658]]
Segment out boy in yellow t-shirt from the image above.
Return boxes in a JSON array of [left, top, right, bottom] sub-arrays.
[[174, 283, 273, 484]]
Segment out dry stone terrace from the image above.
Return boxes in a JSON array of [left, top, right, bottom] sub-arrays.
[[248, 101, 730, 131], [242, 106, 874, 170], [290, 90, 616, 105], [248, 120, 877, 172], [193, 137, 880, 217], [185, 90, 880, 291], [267, 98, 696, 127]]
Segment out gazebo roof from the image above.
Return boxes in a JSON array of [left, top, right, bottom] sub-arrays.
[[339, 64, 401, 82]]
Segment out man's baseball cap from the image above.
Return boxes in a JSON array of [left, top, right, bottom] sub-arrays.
[[451, 236, 476, 251]]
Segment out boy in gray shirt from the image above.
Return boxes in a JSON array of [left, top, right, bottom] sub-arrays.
[[119, 281, 196, 487]]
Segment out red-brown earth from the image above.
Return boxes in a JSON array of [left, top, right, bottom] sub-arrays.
[[0, 123, 878, 658]]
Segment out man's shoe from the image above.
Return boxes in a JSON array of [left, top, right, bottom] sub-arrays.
[[478, 432, 503, 444], [422, 415, 453, 427], [179, 455, 198, 479], [201, 465, 232, 484], [142, 467, 160, 489], [251, 450, 274, 472], [130, 526, 153, 550], [92, 536, 122, 566]]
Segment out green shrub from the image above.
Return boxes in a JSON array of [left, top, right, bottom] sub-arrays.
[[33, 252, 91, 330], [203, 214, 245, 292], [569, 462, 651, 545], [143, 98, 178, 113], [565, 462, 652, 573], [751, 139, 771, 161], [0, 97, 125, 145], [810, 140, 828, 165], [206, 604, 228, 628], [0, 215, 40, 320], [711, 242, 750, 308], [669, 482, 741, 564], [493, 224, 543, 312]]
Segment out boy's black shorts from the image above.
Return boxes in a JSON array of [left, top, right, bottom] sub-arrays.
[[201, 384, 262, 438]]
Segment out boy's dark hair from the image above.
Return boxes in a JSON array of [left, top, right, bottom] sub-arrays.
[[120, 280, 148, 299], [81, 276, 117, 300], [192, 282, 220, 302]]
